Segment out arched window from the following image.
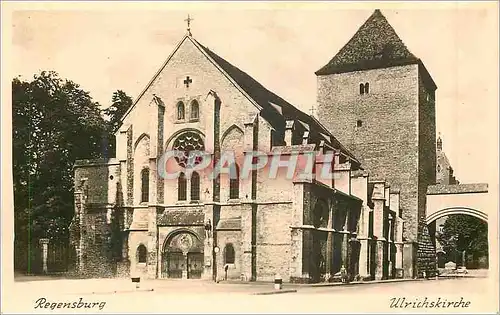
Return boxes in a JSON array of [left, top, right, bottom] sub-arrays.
[[177, 101, 185, 120], [178, 172, 187, 201], [190, 100, 199, 120], [172, 131, 205, 168], [359, 83, 365, 95], [137, 244, 147, 263], [224, 243, 235, 264], [141, 168, 149, 202], [229, 164, 239, 199], [191, 172, 200, 201], [364, 82, 370, 94]]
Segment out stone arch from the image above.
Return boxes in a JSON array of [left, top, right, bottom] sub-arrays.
[[136, 244, 147, 263], [164, 128, 205, 150], [162, 229, 203, 253], [134, 134, 150, 204], [133, 133, 150, 152], [161, 229, 204, 279], [426, 207, 488, 224], [221, 124, 244, 147]]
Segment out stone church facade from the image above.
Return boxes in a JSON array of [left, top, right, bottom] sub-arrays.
[[70, 10, 436, 282]]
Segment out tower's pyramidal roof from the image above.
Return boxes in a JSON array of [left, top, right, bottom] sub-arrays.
[[316, 9, 420, 75]]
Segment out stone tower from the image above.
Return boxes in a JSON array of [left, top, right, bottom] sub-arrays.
[[316, 9, 437, 277]]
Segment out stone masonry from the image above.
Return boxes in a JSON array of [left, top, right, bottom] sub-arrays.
[[70, 9, 435, 282]]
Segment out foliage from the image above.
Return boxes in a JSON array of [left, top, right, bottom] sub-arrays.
[[102, 90, 133, 157], [13, 71, 109, 244], [436, 214, 488, 259]]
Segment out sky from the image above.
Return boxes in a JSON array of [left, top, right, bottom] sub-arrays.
[[9, 1, 499, 185]]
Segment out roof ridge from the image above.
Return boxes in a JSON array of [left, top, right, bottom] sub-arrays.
[[315, 9, 418, 75]]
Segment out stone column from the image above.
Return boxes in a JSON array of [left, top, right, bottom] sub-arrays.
[[289, 182, 305, 282], [325, 233, 333, 280], [358, 239, 369, 278], [371, 182, 386, 280], [240, 203, 253, 281], [73, 191, 84, 273], [395, 217, 404, 277], [39, 238, 49, 274], [341, 232, 349, 269], [203, 204, 215, 281], [387, 217, 393, 278], [147, 157, 158, 279]]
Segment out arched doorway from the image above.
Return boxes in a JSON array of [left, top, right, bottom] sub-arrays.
[[162, 231, 204, 279], [431, 213, 488, 270]]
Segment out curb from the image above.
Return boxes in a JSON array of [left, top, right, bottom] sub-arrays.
[[90, 288, 155, 295], [309, 278, 423, 287], [252, 289, 298, 295]]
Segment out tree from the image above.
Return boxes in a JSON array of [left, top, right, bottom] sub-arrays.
[[102, 90, 133, 157], [436, 214, 488, 266], [13, 71, 108, 250]]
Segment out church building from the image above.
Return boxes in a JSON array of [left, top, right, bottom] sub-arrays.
[[70, 9, 437, 282]]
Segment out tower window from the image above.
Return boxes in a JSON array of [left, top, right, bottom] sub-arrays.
[[190, 100, 199, 120], [177, 101, 185, 120], [191, 171, 200, 201], [178, 172, 187, 201], [356, 120, 363, 128], [359, 83, 365, 95], [364, 82, 370, 94], [141, 168, 149, 202], [229, 164, 240, 199]]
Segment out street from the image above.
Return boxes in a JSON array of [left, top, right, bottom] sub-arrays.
[[5, 273, 497, 313]]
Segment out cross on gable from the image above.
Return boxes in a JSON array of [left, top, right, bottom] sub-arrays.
[[184, 76, 192, 88], [185, 14, 194, 36]]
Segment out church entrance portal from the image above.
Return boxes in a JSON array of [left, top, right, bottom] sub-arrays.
[[162, 231, 203, 279]]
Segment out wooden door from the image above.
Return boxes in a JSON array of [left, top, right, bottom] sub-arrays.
[[167, 252, 184, 279], [187, 252, 203, 279]]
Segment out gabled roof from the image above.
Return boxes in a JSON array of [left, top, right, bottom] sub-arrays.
[[315, 9, 437, 90], [192, 38, 360, 165], [118, 32, 360, 164]]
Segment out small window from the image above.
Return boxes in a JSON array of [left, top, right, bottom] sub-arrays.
[[137, 244, 147, 263], [359, 83, 365, 95], [437, 165, 441, 172], [229, 164, 239, 199], [224, 244, 235, 264], [141, 168, 149, 202], [356, 120, 363, 128], [190, 100, 199, 120], [191, 172, 200, 201], [177, 101, 185, 120], [178, 172, 187, 201], [364, 82, 370, 94]]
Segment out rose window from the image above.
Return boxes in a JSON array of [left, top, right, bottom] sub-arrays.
[[172, 131, 205, 168]]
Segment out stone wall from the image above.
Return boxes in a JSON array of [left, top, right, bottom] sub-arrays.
[[255, 203, 294, 281], [72, 160, 123, 278], [317, 64, 420, 242]]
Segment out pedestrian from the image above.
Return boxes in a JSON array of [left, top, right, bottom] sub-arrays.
[[340, 265, 347, 283]]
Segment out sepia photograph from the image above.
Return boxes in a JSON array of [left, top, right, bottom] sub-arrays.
[[1, 1, 499, 313]]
